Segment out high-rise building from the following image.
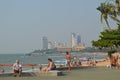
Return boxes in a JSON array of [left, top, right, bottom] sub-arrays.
[[77, 34, 81, 45], [71, 33, 77, 47], [54, 41, 57, 48], [42, 36, 48, 50], [48, 41, 53, 49]]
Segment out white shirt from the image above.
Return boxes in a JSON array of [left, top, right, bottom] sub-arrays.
[[13, 63, 22, 70]]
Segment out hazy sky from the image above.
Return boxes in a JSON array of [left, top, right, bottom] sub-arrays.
[[0, 0, 106, 53]]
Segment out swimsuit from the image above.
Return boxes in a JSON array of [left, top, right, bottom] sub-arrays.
[[50, 66, 56, 70]]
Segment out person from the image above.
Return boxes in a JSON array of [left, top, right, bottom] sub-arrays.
[[92, 59, 97, 67], [1, 68, 5, 74], [110, 56, 117, 69], [39, 64, 42, 71], [72, 61, 77, 67], [43, 58, 56, 72], [66, 51, 71, 71], [77, 59, 82, 67], [115, 53, 120, 69], [12, 59, 22, 77]]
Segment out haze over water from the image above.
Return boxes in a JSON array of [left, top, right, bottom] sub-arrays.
[[0, 0, 105, 53]]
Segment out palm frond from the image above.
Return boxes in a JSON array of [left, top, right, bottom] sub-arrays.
[[100, 14, 103, 23], [110, 16, 120, 23]]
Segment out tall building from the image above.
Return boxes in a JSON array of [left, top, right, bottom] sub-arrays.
[[42, 36, 48, 50], [77, 34, 81, 45], [71, 33, 77, 47], [54, 41, 57, 48], [48, 41, 53, 49]]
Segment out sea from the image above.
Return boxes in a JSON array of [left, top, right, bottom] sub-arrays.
[[0, 52, 107, 73]]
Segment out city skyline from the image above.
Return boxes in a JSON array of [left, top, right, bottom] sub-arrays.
[[0, 0, 107, 53], [42, 32, 83, 50]]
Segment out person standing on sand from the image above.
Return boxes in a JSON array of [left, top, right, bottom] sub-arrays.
[[66, 51, 71, 71], [115, 53, 120, 69], [110, 56, 117, 69], [117, 53, 120, 69]]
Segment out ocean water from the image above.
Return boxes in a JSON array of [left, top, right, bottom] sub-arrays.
[[0, 52, 107, 73], [0, 53, 66, 73]]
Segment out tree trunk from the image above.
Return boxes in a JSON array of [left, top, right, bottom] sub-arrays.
[[105, 19, 111, 30]]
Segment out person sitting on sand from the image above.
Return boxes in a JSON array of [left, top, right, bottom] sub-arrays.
[[77, 59, 82, 67], [43, 58, 56, 72], [92, 59, 97, 67], [1, 68, 5, 74], [72, 61, 77, 67], [13, 59, 22, 77]]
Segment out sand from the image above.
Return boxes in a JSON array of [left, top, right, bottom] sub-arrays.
[[1, 67, 120, 80], [81, 58, 110, 67]]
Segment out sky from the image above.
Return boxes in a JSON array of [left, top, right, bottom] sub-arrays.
[[0, 0, 107, 53]]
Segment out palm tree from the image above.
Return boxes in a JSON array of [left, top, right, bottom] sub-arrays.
[[115, 0, 120, 13], [109, 0, 120, 23], [97, 2, 112, 29], [97, 0, 120, 29]]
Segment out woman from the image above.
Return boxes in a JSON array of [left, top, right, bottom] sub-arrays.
[[44, 58, 56, 72]]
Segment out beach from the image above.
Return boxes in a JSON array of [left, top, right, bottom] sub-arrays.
[[82, 58, 110, 67], [0, 53, 108, 72], [0, 53, 116, 80], [1, 67, 120, 80], [1, 57, 120, 80]]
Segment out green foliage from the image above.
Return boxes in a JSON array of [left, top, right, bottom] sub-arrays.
[[97, 0, 120, 29], [92, 24, 120, 50], [94, 0, 120, 56], [97, 2, 116, 17]]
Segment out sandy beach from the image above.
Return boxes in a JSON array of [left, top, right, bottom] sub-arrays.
[[81, 58, 110, 67], [96, 60, 110, 66], [1, 67, 120, 80], [1, 58, 119, 80]]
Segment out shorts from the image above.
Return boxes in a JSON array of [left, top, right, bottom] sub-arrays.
[[50, 66, 56, 70], [14, 69, 22, 73], [111, 64, 116, 67], [14, 70, 20, 73], [67, 60, 71, 63]]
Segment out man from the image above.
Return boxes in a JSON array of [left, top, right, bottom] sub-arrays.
[[13, 59, 22, 77], [66, 51, 71, 71]]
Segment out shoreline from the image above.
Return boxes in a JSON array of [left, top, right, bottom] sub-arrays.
[[82, 59, 110, 67], [0, 59, 110, 74]]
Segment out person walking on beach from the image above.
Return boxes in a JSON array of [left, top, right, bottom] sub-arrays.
[[12, 59, 22, 77], [66, 51, 71, 71]]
